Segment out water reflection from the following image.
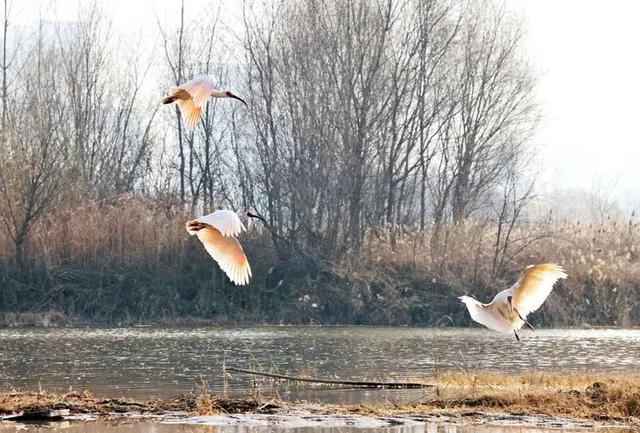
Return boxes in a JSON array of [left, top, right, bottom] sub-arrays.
[[0, 327, 638, 402], [0, 420, 633, 433]]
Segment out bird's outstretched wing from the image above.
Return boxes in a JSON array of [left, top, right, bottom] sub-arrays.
[[195, 226, 252, 285], [195, 210, 245, 237], [508, 263, 567, 317], [180, 75, 216, 109], [459, 296, 513, 333], [165, 76, 215, 129]]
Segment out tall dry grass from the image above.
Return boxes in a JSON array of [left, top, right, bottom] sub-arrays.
[[0, 194, 638, 326], [357, 216, 640, 326], [0, 194, 275, 324]]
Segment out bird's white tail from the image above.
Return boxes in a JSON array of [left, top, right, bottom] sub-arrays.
[[459, 295, 483, 316], [459, 295, 513, 333]]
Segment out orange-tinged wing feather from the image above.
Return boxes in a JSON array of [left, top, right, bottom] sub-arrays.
[[176, 98, 202, 129], [509, 263, 567, 317], [195, 226, 252, 285]]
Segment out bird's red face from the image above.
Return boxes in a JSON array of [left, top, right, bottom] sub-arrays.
[[225, 91, 248, 106]]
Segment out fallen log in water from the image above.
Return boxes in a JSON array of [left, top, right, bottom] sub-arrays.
[[225, 366, 431, 389]]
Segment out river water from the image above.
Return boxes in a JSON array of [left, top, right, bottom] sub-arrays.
[[0, 326, 638, 433], [1, 326, 638, 401], [0, 420, 634, 433]]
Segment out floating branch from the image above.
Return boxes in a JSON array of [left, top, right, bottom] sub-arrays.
[[225, 366, 431, 389]]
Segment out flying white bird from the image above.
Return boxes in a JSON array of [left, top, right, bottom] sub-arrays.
[[459, 263, 567, 341], [186, 210, 265, 285], [163, 75, 247, 129]]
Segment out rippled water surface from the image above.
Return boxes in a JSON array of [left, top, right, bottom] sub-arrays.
[[0, 327, 638, 402]]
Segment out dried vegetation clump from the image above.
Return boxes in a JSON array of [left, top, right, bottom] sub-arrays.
[[0, 389, 279, 417], [326, 373, 640, 426]]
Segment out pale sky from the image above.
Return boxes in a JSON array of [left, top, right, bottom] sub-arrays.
[[11, 0, 640, 204], [508, 0, 640, 203]]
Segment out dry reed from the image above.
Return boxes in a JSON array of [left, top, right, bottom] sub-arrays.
[[0, 195, 638, 325]]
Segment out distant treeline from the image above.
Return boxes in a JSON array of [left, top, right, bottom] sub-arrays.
[[0, 1, 637, 326]]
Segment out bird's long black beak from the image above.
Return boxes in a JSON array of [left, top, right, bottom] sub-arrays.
[[247, 212, 267, 223], [230, 94, 248, 106]]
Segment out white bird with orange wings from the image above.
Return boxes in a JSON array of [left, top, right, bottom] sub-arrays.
[[459, 263, 567, 341], [163, 75, 247, 129], [186, 210, 265, 285]]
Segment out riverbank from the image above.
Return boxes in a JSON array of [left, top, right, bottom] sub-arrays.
[[2, 372, 639, 429], [2, 195, 640, 328]]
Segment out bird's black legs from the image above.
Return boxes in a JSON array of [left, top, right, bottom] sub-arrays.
[[514, 308, 535, 332], [510, 297, 522, 341], [509, 296, 535, 334]]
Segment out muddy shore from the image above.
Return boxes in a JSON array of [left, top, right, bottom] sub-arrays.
[[1, 372, 639, 429]]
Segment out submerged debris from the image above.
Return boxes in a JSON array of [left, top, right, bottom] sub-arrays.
[[4, 408, 69, 421]]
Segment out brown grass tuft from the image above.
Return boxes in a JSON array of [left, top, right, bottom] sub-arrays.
[[324, 372, 640, 426]]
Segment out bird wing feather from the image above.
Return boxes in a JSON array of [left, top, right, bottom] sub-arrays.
[[195, 210, 245, 237], [508, 263, 567, 318], [180, 75, 216, 109], [176, 99, 202, 130], [459, 296, 513, 333], [196, 226, 252, 285]]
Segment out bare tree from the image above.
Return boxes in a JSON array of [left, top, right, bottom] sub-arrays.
[[490, 166, 539, 278], [243, 0, 411, 256], [589, 174, 620, 224], [447, 1, 538, 224], [1, 0, 10, 129], [53, 4, 157, 197], [0, 24, 69, 267]]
